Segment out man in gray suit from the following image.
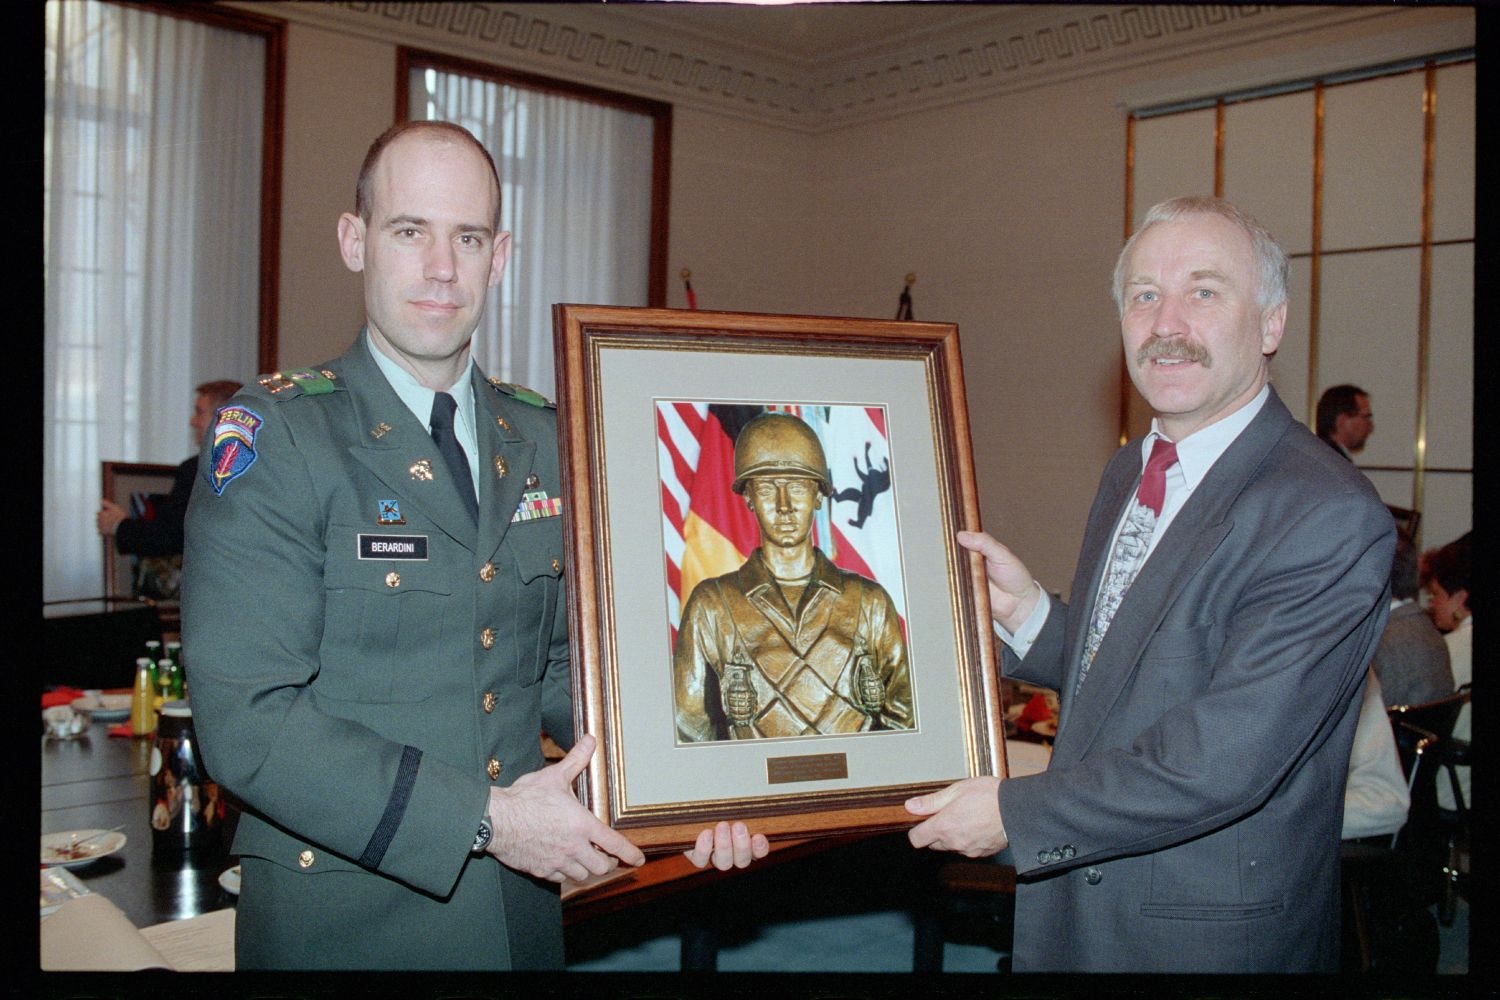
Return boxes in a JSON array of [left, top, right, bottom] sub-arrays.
[[907, 196, 1394, 972], [1371, 532, 1453, 708], [183, 121, 763, 970]]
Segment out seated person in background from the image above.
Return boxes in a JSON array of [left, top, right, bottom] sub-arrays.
[[1371, 533, 1453, 708], [1422, 533, 1472, 812], [97, 379, 243, 557], [1342, 668, 1409, 840]]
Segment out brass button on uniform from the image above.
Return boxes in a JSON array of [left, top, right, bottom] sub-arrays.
[[480, 628, 496, 650], [479, 561, 496, 583], [385, 571, 401, 588], [298, 849, 315, 869], [487, 758, 502, 780], [482, 691, 497, 713], [551, 558, 561, 573]]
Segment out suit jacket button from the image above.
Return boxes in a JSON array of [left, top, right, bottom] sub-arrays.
[[487, 758, 502, 780], [1037, 849, 1050, 865], [479, 561, 496, 583], [1048, 848, 1062, 863], [480, 627, 496, 650], [298, 850, 315, 869], [1084, 867, 1103, 885], [384, 571, 401, 589], [482, 691, 497, 713], [1062, 845, 1076, 860]]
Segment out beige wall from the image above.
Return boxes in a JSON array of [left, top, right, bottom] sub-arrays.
[[275, 23, 394, 369], [801, 87, 1128, 592], [265, 7, 1471, 595]]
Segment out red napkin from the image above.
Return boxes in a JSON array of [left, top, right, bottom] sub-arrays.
[[42, 687, 86, 709], [1016, 692, 1053, 731]]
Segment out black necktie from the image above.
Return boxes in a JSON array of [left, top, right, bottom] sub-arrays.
[[430, 392, 478, 523]]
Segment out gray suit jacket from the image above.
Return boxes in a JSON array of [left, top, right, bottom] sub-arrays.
[[1000, 388, 1394, 973], [183, 336, 572, 969], [1370, 601, 1454, 709]]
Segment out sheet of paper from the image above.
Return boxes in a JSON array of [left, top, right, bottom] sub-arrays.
[[39, 893, 171, 971], [141, 907, 236, 972]]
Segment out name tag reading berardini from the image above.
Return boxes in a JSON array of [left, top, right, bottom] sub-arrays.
[[357, 534, 429, 560], [765, 752, 848, 785]]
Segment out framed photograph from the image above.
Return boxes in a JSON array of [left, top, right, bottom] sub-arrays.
[[553, 305, 1004, 851], [101, 461, 181, 600]]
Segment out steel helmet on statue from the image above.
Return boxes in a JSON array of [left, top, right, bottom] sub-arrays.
[[730, 413, 834, 497]]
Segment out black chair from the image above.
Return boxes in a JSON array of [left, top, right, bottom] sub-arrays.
[[1388, 687, 1470, 893], [1345, 688, 1468, 972], [1384, 503, 1421, 543], [1426, 683, 1471, 926]]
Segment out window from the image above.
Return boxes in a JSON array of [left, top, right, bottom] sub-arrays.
[[44, 0, 283, 601]]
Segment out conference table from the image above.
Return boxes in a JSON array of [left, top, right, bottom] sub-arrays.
[[41, 715, 236, 932]]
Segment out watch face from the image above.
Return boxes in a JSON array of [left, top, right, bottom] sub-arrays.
[[473, 818, 492, 853]]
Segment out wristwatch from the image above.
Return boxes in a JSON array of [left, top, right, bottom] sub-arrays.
[[472, 815, 493, 855]]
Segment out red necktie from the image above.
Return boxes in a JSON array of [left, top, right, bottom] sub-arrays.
[[1136, 438, 1178, 516]]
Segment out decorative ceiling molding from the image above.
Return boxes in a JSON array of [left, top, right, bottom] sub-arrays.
[[247, 3, 1443, 132]]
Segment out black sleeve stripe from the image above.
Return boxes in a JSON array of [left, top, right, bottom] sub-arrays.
[[358, 744, 421, 869]]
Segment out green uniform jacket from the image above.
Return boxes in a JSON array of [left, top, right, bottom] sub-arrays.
[[182, 335, 572, 970]]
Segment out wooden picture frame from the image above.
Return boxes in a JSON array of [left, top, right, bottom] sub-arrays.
[[553, 305, 1004, 852], [101, 461, 181, 600]]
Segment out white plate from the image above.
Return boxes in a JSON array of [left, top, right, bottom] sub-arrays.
[[71, 694, 132, 722], [41, 829, 127, 868], [219, 865, 241, 895], [1030, 719, 1057, 738]]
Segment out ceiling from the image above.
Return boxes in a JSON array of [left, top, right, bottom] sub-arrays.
[[588, 1, 1021, 64]]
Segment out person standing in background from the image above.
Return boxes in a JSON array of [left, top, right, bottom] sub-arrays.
[[97, 379, 244, 557], [1315, 383, 1374, 460]]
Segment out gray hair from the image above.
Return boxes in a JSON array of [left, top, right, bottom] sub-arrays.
[[1112, 196, 1288, 315]]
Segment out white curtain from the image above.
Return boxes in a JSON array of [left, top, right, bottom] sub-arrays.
[[412, 69, 655, 397], [44, 0, 263, 601]]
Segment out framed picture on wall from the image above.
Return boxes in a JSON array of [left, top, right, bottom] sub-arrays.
[[100, 461, 182, 601], [553, 305, 1004, 852]]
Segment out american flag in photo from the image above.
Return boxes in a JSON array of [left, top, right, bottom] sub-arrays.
[[657, 401, 905, 647]]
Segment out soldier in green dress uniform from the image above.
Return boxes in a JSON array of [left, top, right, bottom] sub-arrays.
[[183, 121, 765, 971]]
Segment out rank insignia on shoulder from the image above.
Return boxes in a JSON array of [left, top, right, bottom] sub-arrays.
[[488, 378, 554, 409], [257, 369, 340, 399], [283, 369, 338, 395], [377, 499, 406, 525], [207, 405, 264, 495], [511, 489, 563, 523]]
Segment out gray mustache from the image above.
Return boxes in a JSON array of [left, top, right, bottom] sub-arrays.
[[1137, 338, 1210, 367]]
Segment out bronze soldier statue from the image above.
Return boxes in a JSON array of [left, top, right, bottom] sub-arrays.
[[673, 413, 913, 741]]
